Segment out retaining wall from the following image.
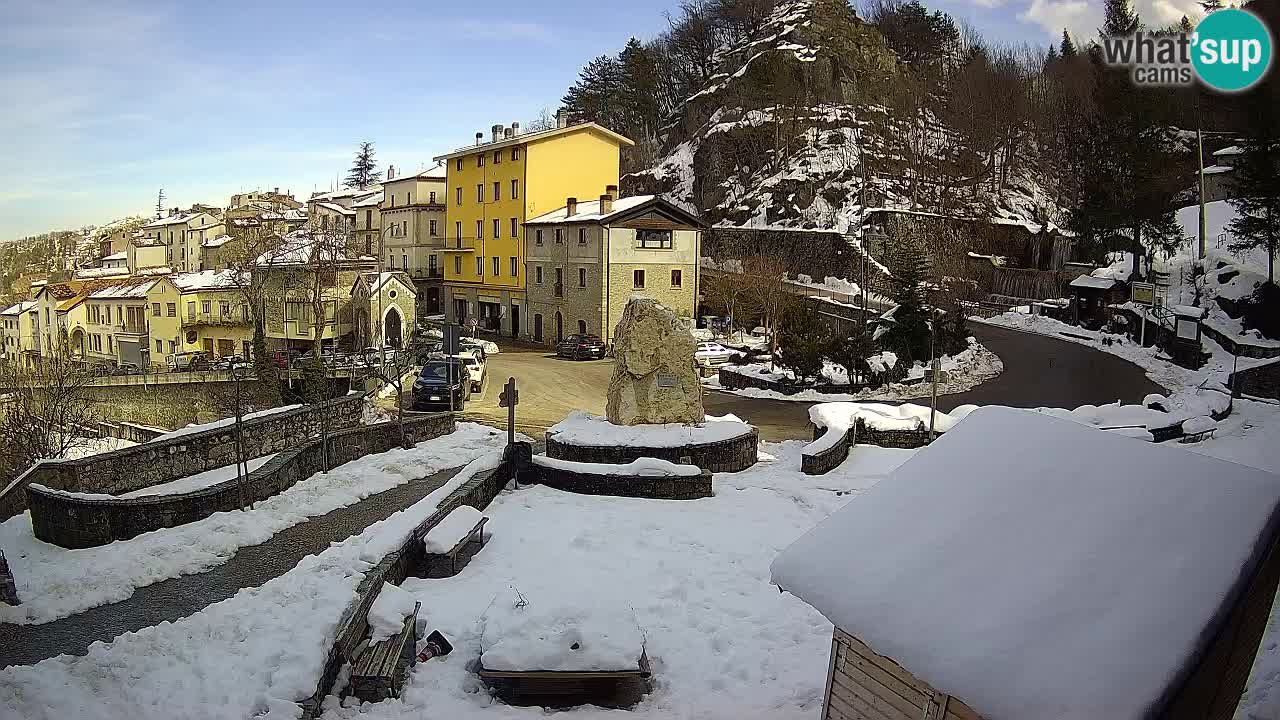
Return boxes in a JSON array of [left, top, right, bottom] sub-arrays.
[[802, 423, 857, 475], [0, 394, 366, 521], [0, 550, 17, 606], [27, 413, 455, 549], [300, 447, 521, 718], [718, 366, 865, 396], [526, 463, 713, 499], [854, 420, 938, 449], [1232, 360, 1280, 401], [545, 428, 758, 473]]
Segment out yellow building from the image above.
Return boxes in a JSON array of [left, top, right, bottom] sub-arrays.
[[433, 120, 633, 337], [148, 270, 253, 363], [1, 301, 38, 367]]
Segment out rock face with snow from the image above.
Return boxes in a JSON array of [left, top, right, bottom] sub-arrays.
[[606, 298, 704, 426]]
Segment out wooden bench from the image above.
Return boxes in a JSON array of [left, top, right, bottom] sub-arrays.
[[478, 651, 652, 709], [349, 601, 420, 703], [423, 507, 489, 575], [1181, 428, 1217, 443]]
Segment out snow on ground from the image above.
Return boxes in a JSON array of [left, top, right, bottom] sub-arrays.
[[60, 435, 137, 459], [547, 411, 753, 447], [0, 423, 507, 624], [480, 602, 646, 672], [318, 439, 913, 720], [368, 582, 419, 643], [708, 337, 1003, 403], [120, 455, 277, 498], [0, 452, 507, 720], [531, 455, 703, 477], [152, 404, 303, 440]]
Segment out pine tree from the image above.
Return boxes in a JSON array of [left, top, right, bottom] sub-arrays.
[[344, 141, 381, 190], [1179, 15, 1194, 33], [1101, 0, 1140, 36], [1060, 29, 1077, 58], [1228, 100, 1280, 286], [882, 236, 934, 366], [1200, 0, 1224, 12]]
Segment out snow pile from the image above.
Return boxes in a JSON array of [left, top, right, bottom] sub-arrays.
[[1182, 415, 1217, 435], [773, 406, 1280, 720], [532, 455, 702, 477], [121, 455, 276, 498], [480, 600, 646, 672], [151, 404, 302, 441], [367, 582, 418, 642], [0, 451, 507, 720], [0, 423, 508, 624], [1031, 402, 1178, 432], [422, 505, 484, 554], [866, 351, 898, 374], [548, 411, 753, 448], [809, 402, 979, 434]]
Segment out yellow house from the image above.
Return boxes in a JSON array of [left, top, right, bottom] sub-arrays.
[[148, 270, 253, 362], [83, 279, 160, 367], [1, 301, 38, 366], [432, 120, 633, 337]]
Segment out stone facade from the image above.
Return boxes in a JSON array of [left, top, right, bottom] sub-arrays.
[[802, 424, 856, 476], [27, 413, 455, 549], [0, 394, 366, 521], [545, 427, 758, 473], [526, 463, 712, 500], [606, 298, 704, 425], [854, 419, 937, 449], [719, 366, 866, 396], [1233, 360, 1280, 401], [0, 549, 18, 606]]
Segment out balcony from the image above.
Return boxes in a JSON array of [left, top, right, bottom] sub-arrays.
[[115, 320, 149, 336], [410, 268, 445, 280], [439, 238, 477, 253], [183, 310, 250, 328]]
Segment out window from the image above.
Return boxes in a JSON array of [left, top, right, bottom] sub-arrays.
[[535, 229, 544, 246], [493, 181, 500, 201], [156, 339, 162, 353], [456, 158, 463, 171], [671, 269, 683, 288], [107, 336, 113, 353], [511, 179, 519, 199], [429, 191, 436, 204], [456, 187, 463, 204], [202, 300, 211, 314], [476, 184, 484, 202], [554, 267, 563, 292], [578, 227, 587, 244], [637, 229, 673, 248], [507, 217, 516, 238], [476, 257, 484, 276], [220, 301, 230, 316], [166, 303, 176, 317], [578, 320, 587, 335], [493, 219, 500, 240], [454, 256, 462, 274], [430, 219, 438, 236], [535, 266, 543, 284], [578, 267, 587, 287], [187, 302, 196, 319], [455, 221, 462, 241], [633, 269, 646, 288], [477, 154, 484, 167], [152, 303, 161, 317], [510, 256, 518, 277], [405, 192, 410, 205], [493, 150, 501, 164], [555, 228, 563, 244], [512, 147, 520, 161], [487, 256, 496, 276], [476, 220, 483, 240], [402, 254, 407, 269]]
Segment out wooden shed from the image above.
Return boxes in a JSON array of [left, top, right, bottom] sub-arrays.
[[772, 407, 1280, 720]]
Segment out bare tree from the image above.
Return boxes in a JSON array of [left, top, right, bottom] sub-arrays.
[[0, 351, 99, 485], [739, 254, 795, 353]]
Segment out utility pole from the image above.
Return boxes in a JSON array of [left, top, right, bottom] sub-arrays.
[[1197, 128, 1208, 260], [928, 319, 939, 441]]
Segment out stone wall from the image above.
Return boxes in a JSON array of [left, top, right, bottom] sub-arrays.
[[854, 419, 938, 449], [300, 448, 521, 718], [0, 549, 18, 606], [802, 424, 856, 475], [0, 394, 366, 521], [719, 366, 863, 396], [525, 463, 713, 500], [26, 413, 455, 549], [1233, 360, 1280, 401], [545, 428, 758, 473]]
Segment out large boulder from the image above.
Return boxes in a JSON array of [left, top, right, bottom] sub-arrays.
[[606, 298, 704, 426]]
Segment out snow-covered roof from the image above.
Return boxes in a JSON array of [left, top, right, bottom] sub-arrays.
[[353, 191, 384, 208], [1202, 165, 1234, 175], [385, 163, 448, 183], [309, 187, 380, 202], [1070, 274, 1121, 290], [1213, 145, 1244, 156], [434, 122, 634, 161], [101, 251, 127, 261], [201, 234, 233, 248], [75, 267, 131, 279], [1, 301, 35, 316], [356, 271, 416, 296], [254, 231, 371, 267], [525, 195, 658, 225], [88, 280, 158, 299], [314, 201, 356, 217], [135, 266, 173, 276], [1172, 304, 1206, 319], [144, 211, 205, 228], [772, 406, 1280, 720], [171, 269, 246, 292]]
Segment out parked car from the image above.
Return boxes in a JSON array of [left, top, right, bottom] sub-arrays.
[[411, 359, 471, 410], [112, 362, 143, 375], [458, 337, 491, 360], [211, 355, 252, 372], [271, 350, 301, 369], [555, 334, 607, 360], [168, 351, 211, 371], [451, 352, 486, 392], [694, 342, 736, 367]]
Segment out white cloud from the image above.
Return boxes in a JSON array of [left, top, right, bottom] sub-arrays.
[[1020, 0, 1097, 42]]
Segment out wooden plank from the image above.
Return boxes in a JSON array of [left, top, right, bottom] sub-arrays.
[[833, 654, 926, 718], [821, 637, 839, 720], [830, 670, 915, 720], [835, 643, 926, 710], [945, 701, 983, 720], [828, 681, 901, 720], [837, 631, 934, 697], [825, 700, 855, 720], [478, 668, 647, 680]]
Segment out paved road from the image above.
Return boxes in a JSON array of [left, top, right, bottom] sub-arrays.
[[705, 323, 1167, 440], [460, 324, 1166, 442], [0, 467, 460, 669]]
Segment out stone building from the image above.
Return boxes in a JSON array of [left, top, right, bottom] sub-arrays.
[[349, 271, 417, 349], [142, 209, 226, 273], [379, 164, 448, 316], [523, 191, 701, 346]]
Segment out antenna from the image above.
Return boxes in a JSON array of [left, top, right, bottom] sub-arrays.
[[156, 188, 166, 219]]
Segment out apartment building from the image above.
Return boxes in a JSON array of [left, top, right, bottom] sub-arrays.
[[433, 120, 633, 336], [143, 209, 225, 273], [307, 187, 380, 232], [228, 188, 301, 211], [32, 281, 92, 359], [380, 164, 447, 314], [254, 231, 377, 352], [1, 301, 37, 366], [147, 270, 252, 362], [82, 280, 159, 367], [353, 190, 383, 257], [524, 192, 701, 345]]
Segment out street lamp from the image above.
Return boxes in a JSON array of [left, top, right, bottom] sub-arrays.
[[231, 364, 251, 485]]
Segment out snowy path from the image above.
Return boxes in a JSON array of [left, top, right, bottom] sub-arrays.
[[0, 465, 464, 668]]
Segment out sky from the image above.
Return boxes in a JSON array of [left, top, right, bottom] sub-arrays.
[[0, 0, 1202, 242]]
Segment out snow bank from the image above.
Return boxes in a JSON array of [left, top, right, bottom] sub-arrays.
[[1032, 402, 1176, 431], [1182, 416, 1218, 435], [481, 601, 646, 672], [532, 455, 702, 477], [152, 404, 302, 441], [773, 407, 1280, 720], [0, 423, 509, 624], [547, 411, 753, 448], [809, 402, 973, 433], [367, 582, 418, 642], [120, 455, 276, 498], [422, 505, 484, 554]]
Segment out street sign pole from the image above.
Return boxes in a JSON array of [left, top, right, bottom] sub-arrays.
[[498, 376, 518, 447]]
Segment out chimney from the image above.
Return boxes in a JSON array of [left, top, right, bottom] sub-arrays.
[[599, 193, 613, 215], [566, 197, 578, 217], [556, 110, 567, 129], [388, 165, 396, 180], [475, 132, 484, 145], [504, 127, 513, 139], [274, 187, 279, 194], [511, 122, 520, 136], [492, 124, 503, 143], [606, 184, 618, 201]]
